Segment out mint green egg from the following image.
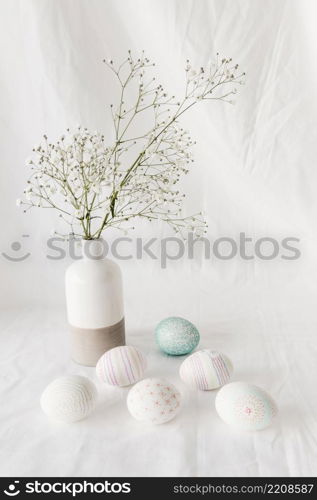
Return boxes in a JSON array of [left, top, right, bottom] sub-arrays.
[[155, 317, 200, 355]]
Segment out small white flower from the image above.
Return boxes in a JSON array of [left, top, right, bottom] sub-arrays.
[[90, 173, 99, 183], [16, 198, 22, 207], [91, 183, 101, 195]]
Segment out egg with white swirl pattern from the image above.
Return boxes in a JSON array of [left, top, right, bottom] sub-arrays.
[[41, 375, 97, 423]]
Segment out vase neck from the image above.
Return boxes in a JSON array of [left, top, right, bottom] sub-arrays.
[[82, 239, 106, 260]]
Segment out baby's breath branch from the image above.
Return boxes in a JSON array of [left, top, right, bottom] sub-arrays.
[[19, 51, 244, 239]]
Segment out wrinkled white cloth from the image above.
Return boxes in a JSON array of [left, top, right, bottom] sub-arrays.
[[0, 303, 316, 477], [0, 0, 317, 477]]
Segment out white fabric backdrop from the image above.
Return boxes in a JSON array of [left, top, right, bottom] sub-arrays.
[[1, 0, 317, 477]]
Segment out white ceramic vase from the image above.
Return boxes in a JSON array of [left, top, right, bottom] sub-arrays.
[[65, 239, 125, 366]]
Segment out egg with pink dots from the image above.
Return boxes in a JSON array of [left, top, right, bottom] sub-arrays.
[[127, 378, 182, 424]]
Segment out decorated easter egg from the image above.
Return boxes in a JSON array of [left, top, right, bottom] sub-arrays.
[[215, 382, 278, 431], [155, 317, 200, 355], [127, 378, 181, 424], [96, 345, 147, 387], [179, 350, 233, 390], [40, 375, 97, 423]]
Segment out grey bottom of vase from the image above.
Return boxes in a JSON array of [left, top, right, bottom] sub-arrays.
[[70, 317, 126, 366]]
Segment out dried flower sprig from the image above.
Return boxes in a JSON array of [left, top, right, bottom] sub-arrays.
[[19, 52, 244, 239]]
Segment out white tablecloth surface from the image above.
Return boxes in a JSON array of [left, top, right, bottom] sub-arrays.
[[0, 300, 316, 477]]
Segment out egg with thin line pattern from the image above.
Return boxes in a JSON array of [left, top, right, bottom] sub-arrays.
[[96, 345, 147, 387], [179, 349, 233, 390]]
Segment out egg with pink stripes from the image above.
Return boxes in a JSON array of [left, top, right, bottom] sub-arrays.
[[179, 350, 233, 390], [96, 345, 147, 387]]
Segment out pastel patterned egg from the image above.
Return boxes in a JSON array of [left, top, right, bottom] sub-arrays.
[[179, 350, 233, 390], [215, 382, 278, 431], [96, 345, 147, 387], [127, 378, 181, 424], [155, 317, 200, 355], [40, 375, 97, 423]]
